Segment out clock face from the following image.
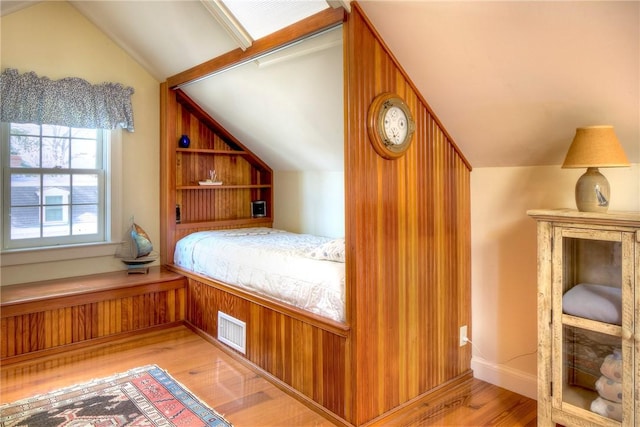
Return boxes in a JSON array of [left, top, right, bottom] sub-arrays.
[[383, 105, 409, 145], [368, 93, 416, 159]]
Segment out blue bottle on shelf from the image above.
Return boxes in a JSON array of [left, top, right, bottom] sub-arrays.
[[178, 134, 190, 148]]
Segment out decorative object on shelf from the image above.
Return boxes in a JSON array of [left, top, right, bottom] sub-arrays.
[[367, 92, 416, 159], [178, 134, 190, 148], [176, 204, 181, 224], [116, 219, 157, 274], [251, 200, 266, 217], [199, 169, 222, 185], [562, 125, 630, 213]]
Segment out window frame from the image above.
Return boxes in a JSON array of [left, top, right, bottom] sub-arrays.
[[0, 123, 122, 266]]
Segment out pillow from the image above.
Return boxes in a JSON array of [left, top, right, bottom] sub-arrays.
[[562, 283, 622, 325], [223, 228, 283, 236], [306, 238, 345, 263]]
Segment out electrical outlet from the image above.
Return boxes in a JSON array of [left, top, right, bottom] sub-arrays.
[[459, 325, 468, 347]]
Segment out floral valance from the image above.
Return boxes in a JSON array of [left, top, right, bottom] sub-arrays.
[[0, 68, 135, 132]]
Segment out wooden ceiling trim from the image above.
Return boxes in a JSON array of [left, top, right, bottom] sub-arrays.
[[166, 7, 346, 89]]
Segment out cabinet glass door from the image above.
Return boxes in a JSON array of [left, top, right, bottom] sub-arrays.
[[552, 227, 633, 425]]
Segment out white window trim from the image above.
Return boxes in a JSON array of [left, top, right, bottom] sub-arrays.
[[0, 129, 123, 266]]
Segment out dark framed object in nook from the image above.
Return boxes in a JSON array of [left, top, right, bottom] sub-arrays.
[[251, 200, 266, 218]]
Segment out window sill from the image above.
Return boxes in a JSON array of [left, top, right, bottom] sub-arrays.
[[0, 242, 122, 266]]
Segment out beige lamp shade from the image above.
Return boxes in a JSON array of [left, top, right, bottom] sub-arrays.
[[562, 125, 630, 168], [561, 125, 630, 213]]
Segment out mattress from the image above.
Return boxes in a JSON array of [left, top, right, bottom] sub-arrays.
[[174, 228, 345, 322]]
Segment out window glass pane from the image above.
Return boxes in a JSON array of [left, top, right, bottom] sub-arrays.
[[42, 137, 70, 169], [3, 123, 108, 249], [45, 195, 63, 205], [73, 204, 98, 235], [43, 174, 69, 190], [72, 174, 98, 204], [71, 128, 97, 139], [10, 135, 40, 168], [71, 139, 97, 169], [10, 206, 40, 239], [562, 325, 621, 420], [45, 201, 63, 222], [10, 174, 40, 206], [10, 123, 40, 135], [43, 205, 70, 237], [42, 124, 69, 137]]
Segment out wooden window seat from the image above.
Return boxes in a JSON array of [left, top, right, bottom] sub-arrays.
[[1, 266, 186, 364]]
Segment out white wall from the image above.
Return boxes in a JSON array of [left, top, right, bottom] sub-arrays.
[[273, 170, 345, 238], [470, 163, 640, 399], [0, 2, 160, 285]]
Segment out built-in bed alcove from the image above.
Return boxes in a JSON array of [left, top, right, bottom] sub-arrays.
[[160, 3, 472, 426]]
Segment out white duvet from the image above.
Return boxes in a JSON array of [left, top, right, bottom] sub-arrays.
[[174, 228, 345, 322]]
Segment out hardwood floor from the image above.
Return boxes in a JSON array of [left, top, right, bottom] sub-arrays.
[[0, 325, 536, 426]]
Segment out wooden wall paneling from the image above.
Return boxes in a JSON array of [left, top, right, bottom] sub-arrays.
[[1, 271, 186, 362], [345, 4, 472, 425], [1, 288, 185, 359], [184, 277, 348, 419], [160, 82, 178, 264]]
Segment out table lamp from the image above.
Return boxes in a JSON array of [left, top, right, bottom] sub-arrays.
[[562, 125, 630, 213]]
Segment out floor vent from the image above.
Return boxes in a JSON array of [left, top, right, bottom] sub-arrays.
[[217, 311, 246, 354]]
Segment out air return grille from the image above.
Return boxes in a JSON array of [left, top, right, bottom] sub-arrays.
[[217, 311, 246, 354]]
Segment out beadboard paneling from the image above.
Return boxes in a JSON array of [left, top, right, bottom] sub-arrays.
[[1, 270, 186, 362], [344, 4, 472, 424], [185, 277, 348, 419]]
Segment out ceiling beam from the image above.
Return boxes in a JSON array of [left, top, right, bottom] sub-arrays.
[[200, 0, 253, 51], [327, 0, 351, 13], [167, 7, 346, 89]]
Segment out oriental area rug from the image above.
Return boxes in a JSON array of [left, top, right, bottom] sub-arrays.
[[0, 365, 232, 427]]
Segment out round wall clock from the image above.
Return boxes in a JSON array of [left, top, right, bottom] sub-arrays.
[[367, 92, 416, 159]]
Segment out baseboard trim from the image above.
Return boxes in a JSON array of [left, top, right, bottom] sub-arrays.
[[471, 356, 537, 400]]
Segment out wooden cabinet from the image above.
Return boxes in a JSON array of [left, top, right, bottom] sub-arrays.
[[160, 86, 273, 262], [528, 209, 640, 426]]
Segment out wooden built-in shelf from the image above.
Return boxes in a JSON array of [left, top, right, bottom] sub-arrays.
[[561, 313, 623, 337], [177, 184, 271, 190], [176, 217, 273, 230], [161, 87, 274, 262], [177, 148, 249, 155]]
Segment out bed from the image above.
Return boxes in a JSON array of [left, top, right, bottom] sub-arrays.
[[169, 227, 351, 421], [173, 227, 346, 322]]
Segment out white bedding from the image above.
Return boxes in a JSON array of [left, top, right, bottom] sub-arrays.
[[174, 228, 345, 322]]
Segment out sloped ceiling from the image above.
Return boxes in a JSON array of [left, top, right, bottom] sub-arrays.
[[2, 0, 638, 170], [358, 1, 639, 168]]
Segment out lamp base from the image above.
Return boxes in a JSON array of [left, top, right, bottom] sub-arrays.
[[575, 167, 610, 213]]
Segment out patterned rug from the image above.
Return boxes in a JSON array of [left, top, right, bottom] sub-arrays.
[[0, 365, 232, 427]]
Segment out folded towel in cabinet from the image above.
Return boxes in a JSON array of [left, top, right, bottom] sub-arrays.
[[562, 283, 621, 325]]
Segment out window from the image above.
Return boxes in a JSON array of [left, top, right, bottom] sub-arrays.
[[2, 123, 108, 250]]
